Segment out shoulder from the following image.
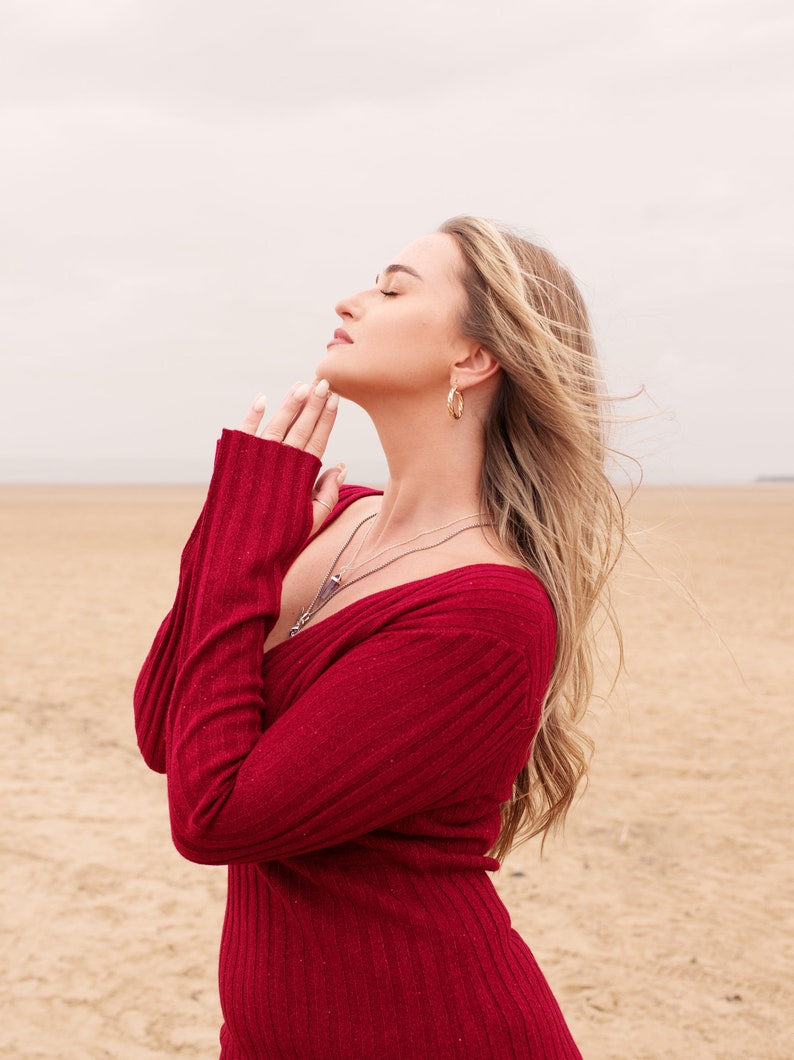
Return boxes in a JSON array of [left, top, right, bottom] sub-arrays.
[[394, 563, 556, 656], [361, 565, 556, 706], [444, 563, 555, 633], [337, 483, 383, 508], [315, 483, 382, 529]]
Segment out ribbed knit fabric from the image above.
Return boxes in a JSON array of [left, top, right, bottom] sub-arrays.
[[134, 430, 582, 1059]]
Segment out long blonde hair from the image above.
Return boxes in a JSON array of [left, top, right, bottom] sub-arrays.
[[440, 216, 627, 859]]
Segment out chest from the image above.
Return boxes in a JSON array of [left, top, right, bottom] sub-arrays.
[[264, 499, 382, 650], [263, 498, 515, 652], [265, 533, 471, 650]]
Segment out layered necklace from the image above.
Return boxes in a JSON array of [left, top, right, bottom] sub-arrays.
[[289, 510, 493, 636]]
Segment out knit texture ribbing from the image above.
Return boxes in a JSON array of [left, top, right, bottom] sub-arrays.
[[134, 430, 582, 1059]]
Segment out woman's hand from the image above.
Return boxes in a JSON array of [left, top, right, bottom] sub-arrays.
[[240, 380, 346, 535]]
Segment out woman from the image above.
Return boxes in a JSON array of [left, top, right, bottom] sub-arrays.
[[134, 216, 625, 1058]]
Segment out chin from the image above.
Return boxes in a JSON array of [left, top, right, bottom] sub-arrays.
[[315, 351, 334, 382], [315, 351, 353, 396]]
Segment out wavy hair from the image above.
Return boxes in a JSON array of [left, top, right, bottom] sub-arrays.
[[440, 216, 628, 859]]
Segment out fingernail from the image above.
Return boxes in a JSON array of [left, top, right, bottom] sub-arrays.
[[337, 463, 347, 485], [293, 382, 310, 401], [326, 392, 339, 411], [315, 378, 330, 398], [253, 394, 267, 412]]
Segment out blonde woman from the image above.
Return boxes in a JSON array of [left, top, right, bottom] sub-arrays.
[[134, 216, 625, 1058]]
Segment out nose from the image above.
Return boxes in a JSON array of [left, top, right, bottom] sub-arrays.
[[334, 289, 363, 320]]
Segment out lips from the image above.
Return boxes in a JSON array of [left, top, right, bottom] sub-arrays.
[[327, 327, 353, 347]]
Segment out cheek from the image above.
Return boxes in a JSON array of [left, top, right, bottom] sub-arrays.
[[409, 314, 460, 364]]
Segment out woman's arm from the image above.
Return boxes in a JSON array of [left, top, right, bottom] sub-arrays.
[[133, 383, 340, 773], [132, 431, 320, 772], [167, 614, 544, 866], [133, 491, 210, 772]]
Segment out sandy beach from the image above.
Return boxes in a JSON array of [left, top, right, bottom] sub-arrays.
[[1, 482, 791, 1059]]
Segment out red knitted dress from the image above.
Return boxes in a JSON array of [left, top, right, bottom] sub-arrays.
[[134, 430, 582, 1059]]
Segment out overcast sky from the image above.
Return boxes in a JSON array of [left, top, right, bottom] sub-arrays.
[[1, 0, 792, 484]]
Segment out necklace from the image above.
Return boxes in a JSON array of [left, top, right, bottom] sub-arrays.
[[289, 514, 493, 637], [337, 510, 484, 579], [335, 513, 379, 578]]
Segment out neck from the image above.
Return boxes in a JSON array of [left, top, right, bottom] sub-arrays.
[[358, 392, 489, 550]]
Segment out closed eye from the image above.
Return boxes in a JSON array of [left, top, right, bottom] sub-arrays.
[[379, 289, 397, 297]]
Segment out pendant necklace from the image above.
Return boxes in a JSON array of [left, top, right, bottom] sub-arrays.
[[315, 512, 378, 606], [289, 511, 493, 637]]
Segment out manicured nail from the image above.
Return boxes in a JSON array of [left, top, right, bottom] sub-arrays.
[[326, 392, 339, 411], [336, 463, 347, 485], [315, 378, 330, 398], [253, 394, 267, 412], [293, 382, 310, 401]]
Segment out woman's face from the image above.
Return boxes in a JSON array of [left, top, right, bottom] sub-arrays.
[[316, 233, 471, 402]]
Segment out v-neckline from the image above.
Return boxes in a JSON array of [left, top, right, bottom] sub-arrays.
[[263, 484, 533, 665]]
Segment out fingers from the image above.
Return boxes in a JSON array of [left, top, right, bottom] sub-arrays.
[[310, 463, 347, 535], [240, 393, 267, 435], [259, 382, 311, 442], [240, 382, 345, 536], [298, 384, 339, 460], [260, 379, 338, 460]]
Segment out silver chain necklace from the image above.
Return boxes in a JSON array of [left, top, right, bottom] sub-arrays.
[[337, 510, 485, 579], [289, 513, 493, 636]]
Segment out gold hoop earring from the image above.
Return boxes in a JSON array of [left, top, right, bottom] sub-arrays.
[[447, 384, 464, 420]]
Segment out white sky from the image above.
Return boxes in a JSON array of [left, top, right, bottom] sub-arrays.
[[1, 0, 792, 484]]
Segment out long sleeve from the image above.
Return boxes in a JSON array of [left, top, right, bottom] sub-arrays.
[[168, 617, 541, 864], [133, 429, 320, 773], [133, 513, 205, 772]]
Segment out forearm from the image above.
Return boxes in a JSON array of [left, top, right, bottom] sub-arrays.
[[133, 494, 207, 771], [134, 430, 319, 773]]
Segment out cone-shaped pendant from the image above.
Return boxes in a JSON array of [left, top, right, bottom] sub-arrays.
[[318, 572, 342, 601]]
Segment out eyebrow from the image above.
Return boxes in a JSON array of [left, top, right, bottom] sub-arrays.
[[375, 263, 423, 283]]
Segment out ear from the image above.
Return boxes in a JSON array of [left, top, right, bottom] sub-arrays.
[[450, 342, 501, 390]]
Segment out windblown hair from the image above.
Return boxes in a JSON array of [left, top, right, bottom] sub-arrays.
[[439, 216, 627, 860]]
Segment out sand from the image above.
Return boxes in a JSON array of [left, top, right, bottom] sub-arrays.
[[1, 483, 791, 1059]]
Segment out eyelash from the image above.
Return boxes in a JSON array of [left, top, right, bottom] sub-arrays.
[[379, 289, 397, 298]]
